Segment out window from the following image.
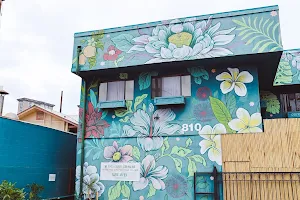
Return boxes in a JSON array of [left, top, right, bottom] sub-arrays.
[[152, 75, 191, 98], [99, 80, 134, 102], [36, 111, 44, 120], [280, 93, 300, 112]]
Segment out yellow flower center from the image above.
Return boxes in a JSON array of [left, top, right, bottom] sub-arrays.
[[112, 152, 121, 161], [168, 32, 193, 48]]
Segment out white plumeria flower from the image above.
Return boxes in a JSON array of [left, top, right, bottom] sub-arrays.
[[199, 124, 225, 165], [123, 109, 182, 151], [75, 162, 105, 198], [132, 155, 168, 191], [216, 68, 253, 96], [228, 108, 262, 133]]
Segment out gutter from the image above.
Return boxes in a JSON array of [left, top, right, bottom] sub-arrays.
[[76, 46, 88, 199]]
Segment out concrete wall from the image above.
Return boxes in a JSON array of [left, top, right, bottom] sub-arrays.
[[0, 117, 76, 198]]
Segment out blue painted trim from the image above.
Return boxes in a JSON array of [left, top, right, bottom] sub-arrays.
[[287, 112, 300, 118], [154, 96, 185, 106], [99, 100, 126, 109], [74, 5, 278, 38]]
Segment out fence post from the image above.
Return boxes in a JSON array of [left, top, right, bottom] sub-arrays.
[[213, 166, 218, 200]]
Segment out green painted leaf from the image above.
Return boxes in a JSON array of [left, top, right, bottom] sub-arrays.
[[92, 30, 104, 41], [197, 182, 209, 189], [173, 157, 183, 173], [171, 146, 192, 157], [188, 67, 209, 85], [117, 55, 125, 63], [114, 101, 133, 117], [274, 61, 293, 85], [95, 42, 104, 50], [80, 39, 86, 44], [88, 56, 97, 68], [142, 103, 146, 111], [119, 116, 130, 123], [261, 91, 280, 114], [133, 146, 140, 160], [90, 89, 98, 108], [233, 17, 282, 53], [200, 195, 209, 200], [185, 138, 192, 147], [188, 158, 197, 177], [111, 34, 134, 52], [191, 155, 206, 166], [164, 194, 168, 200], [213, 90, 219, 98], [101, 110, 108, 119], [134, 94, 148, 110], [222, 93, 236, 115], [209, 96, 232, 132], [108, 182, 121, 200], [139, 71, 158, 90], [161, 137, 169, 154], [121, 183, 130, 198], [147, 183, 156, 198]]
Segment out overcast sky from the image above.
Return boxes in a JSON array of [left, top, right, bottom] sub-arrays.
[[0, 0, 299, 115]]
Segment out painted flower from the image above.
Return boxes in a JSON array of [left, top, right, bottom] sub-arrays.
[[193, 102, 215, 122], [83, 46, 97, 58], [132, 155, 168, 191], [249, 102, 254, 107], [216, 68, 253, 96], [79, 102, 110, 138], [123, 109, 182, 151], [129, 17, 235, 63], [211, 69, 216, 73], [100, 61, 105, 66], [199, 123, 226, 165], [103, 45, 122, 61], [75, 162, 105, 199], [165, 174, 188, 198], [228, 108, 262, 133], [104, 141, 133, 162], [270, 11, 278, 17], [196, 87, 212, 100]]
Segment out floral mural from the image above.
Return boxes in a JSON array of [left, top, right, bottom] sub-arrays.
[[72, 7, 282, 72], [75, 63, 261, 199], [72, 6, 275, 200]]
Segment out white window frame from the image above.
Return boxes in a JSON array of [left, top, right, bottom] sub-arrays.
[[152, 75, 191, 98], [99, 80, 134, 102]]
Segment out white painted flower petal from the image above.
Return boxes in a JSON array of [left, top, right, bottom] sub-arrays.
[[249, 113, 262, 127], [208, 147, 222, 165], [220, 81, 234, 94], [236, 71, 253, 83], [248, 127, 263, 133], [228, 68, 240, 80], [234, 82, 247, 96], [132, 177, 149, 191], [172, 45, 192, 59], [236, 108, 250, 125], [228, 119, 247, 132], [199, 125, 213, 136], [171, 24, 184, 33], [213, 35, 235, 45], [216, 72, 232, 81], [213, 124, 227, 134], [160, 47, 173, 59], [199, 140, 214, 154]]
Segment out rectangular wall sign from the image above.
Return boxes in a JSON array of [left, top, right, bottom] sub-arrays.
[[100, 162, 140, 181]]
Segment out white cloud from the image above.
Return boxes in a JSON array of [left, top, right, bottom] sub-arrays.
[[0, 0, 299, 115]]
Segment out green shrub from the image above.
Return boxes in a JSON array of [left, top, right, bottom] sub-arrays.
[[27, 183, 44, 200], [0, 180, 26, 200]]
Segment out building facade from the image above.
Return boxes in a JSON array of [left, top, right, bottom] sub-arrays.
[[17, 98, 55, 113], [71, 5, 299, 200]]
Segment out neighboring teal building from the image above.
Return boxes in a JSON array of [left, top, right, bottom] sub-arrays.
[[0, 117, 76, 199], [72, 5, 292, 200]]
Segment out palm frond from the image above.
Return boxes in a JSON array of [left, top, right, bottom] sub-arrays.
[[233, 17, 282, 53]]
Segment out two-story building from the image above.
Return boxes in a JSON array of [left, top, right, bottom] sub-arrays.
[[71, 5, 299, 200]]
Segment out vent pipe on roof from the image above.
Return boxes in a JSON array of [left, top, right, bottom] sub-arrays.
[[60, 91, 63, 113], [0, 86, 9, 116]]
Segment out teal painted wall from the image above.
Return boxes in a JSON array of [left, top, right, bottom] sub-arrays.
[[0, 117, 76, 198], [72, 6, 282, 73], [75, 64, 261, 199]]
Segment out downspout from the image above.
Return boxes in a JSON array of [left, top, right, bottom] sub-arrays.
[[75, 46, 87, 199]]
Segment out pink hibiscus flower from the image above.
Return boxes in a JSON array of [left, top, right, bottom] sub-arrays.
[[103, 45, 122, 61], [79, 102, 110, 138], [104, 141, 133, 162]]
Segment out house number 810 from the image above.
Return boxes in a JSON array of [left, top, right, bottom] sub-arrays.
[[182, 123, 201, 132]]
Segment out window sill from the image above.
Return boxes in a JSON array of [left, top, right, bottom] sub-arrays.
[[99, 100, 126, 109], [154, 96, 185, 106]]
